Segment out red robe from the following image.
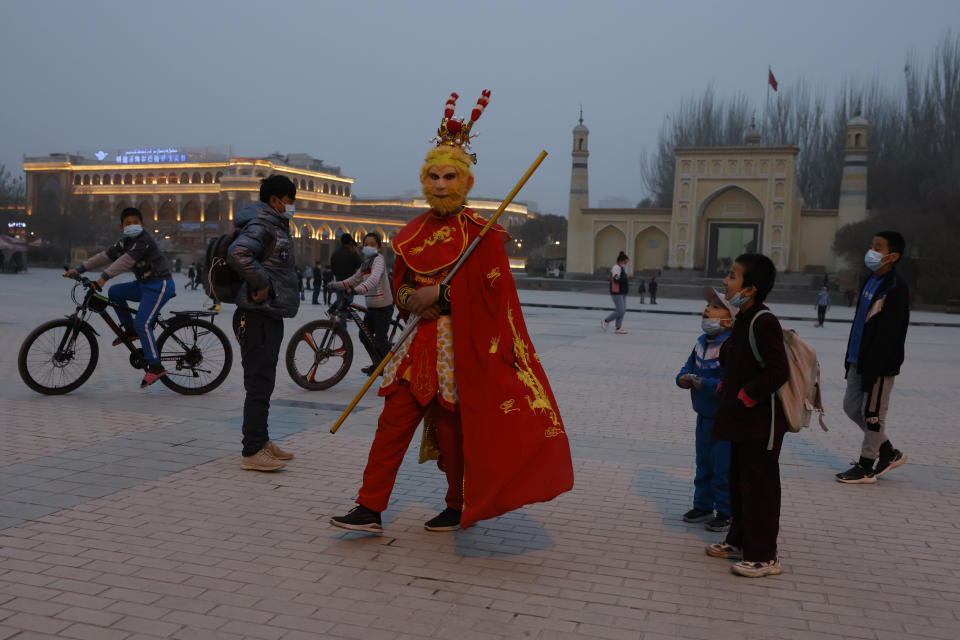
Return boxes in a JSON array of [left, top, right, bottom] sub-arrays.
[[389, 207, 574, 529]]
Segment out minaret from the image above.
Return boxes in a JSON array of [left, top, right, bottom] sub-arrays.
[[835, 105, 869, 270], [566, 107, 591, 275]]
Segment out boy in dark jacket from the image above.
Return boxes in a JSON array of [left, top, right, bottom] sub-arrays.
[[676, 287, 735, 532], [836, 231, 909, 484], [705, 253, 790, 578], [64, 207, 176, 388], [227, 175, 300, 472]]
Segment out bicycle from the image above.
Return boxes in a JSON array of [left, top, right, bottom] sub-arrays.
[[18, 272, 233, 395], [285, 297, 404, 390]]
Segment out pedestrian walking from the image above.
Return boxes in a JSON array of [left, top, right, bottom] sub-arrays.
[[637, 278, 646, 304], [815, 287, 831, 327], [311, 260, 323, 305], [601, 251, 629, 334], [835, 231, 909, 484], [649, 276, 659, 304]]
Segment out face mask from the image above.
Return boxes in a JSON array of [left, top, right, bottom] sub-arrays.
[[701, 318, 727, 336], [728, 291, 749, 308], [123, 224, 143, 238], [864, 249, 885, 271], [282, 204, 296, 219], [361, 246, 378, 257]]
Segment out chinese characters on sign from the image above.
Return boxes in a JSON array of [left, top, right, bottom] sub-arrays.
[[95, 148, 188, 164]]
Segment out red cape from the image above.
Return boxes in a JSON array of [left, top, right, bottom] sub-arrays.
[[392, 208, 574, 528]]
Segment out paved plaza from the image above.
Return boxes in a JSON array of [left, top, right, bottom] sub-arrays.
[[1, 268, 959, 640]]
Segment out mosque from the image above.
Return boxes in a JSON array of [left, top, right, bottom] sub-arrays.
[[564, 111, 869, 277]]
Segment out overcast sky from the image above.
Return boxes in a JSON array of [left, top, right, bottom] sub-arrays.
[[1, 0, 958, 215]]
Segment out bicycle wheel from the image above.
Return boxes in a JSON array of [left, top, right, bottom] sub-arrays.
[[156, 318, 232, 395], [18, 318, 100, 395], [285, 319, 353, 390]]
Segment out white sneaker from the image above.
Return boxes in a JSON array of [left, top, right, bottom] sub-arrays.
[[731, 558, 782, 578], [615, 328, 628, 334], [600, 319, 609, 332]]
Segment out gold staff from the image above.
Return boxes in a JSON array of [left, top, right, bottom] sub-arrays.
[[330, 150, 548, 434]]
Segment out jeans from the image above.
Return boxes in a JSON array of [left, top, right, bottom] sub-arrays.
[[108, 279, 176, 366], [359, 304, 394, 365], [333, 289, 354, 328], [693, 416, 731, 517], [232, 309, 284, 457], [311, 284, 321, 304], [604, 294, 627, 328]]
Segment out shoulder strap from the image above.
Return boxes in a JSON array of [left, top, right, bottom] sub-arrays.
[[748, 309, 772, 368]]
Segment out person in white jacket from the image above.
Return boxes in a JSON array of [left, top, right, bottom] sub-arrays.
[[331, 232, 395, 374]]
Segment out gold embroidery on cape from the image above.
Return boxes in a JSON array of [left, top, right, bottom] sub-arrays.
[[409, 226, 454, 256], [489, 335, 500, 354], [506, 305, 563, 436], [499, 399, 520, 414], [486, 267, 501, 287]]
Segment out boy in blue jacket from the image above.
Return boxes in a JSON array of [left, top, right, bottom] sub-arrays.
[[676, 287, 736, 532]]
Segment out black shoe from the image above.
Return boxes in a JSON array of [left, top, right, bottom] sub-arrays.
[[424, 507, 461, 532], [874, 450, 907, 478], [331, 505, 383, 533], [705, 514, 732, 532], [360, 365, 376, 376], [836, 463, 877, 484], [682, 508, 713, 523]]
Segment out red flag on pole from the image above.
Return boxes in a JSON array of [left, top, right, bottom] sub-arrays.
[[768, 68, 778, 92]]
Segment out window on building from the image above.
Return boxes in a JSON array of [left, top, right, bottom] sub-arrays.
[[82, 175, 90, 185], [192, 172, 201, 184], [180, 173, 189, 183], [135, 174, 144, 185], [203, 172, 213, 184]]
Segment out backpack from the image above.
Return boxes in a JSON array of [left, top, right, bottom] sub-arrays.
[[203, 222, 276, 304], [748, 309, 828, 450]]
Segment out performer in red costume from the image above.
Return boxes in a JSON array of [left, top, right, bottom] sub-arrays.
[[331, 92, 574, 533]]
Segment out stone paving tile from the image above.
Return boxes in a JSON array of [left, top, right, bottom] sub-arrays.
[[1, 271, 960, 639]]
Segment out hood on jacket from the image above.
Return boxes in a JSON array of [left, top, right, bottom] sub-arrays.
[[235, 201, 283, 229]]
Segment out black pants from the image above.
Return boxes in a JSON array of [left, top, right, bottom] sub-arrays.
[[725, 432, 784, 562], [311, 284, 321, 304], [232, 309, 284, 457], [817, 305, 827, 326], [650, 290, 657, 304], [359, 304, 394, 364]]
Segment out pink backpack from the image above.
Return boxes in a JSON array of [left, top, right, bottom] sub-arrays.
[[749, 310, 828, 450]]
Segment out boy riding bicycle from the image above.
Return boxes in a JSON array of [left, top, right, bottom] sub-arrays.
[[63, 207, 176, 388]]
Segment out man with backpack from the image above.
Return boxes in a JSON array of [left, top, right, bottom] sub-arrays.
[[227, 175, 300, 472], [836, 231, 910, 484]]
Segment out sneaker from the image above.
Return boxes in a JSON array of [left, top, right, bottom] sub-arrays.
[[112, 329, 139, 346], [705, 514, 732, 532], [874, 449, 907, 478], [241, 448, 286, 472], [705, 542, 742, 559], [600, 319, 609, 332], [615, 328, 628, 334], [731, 558, 782, 578], [265, 440, 293, 461], [331, 505, 383, 533], [682, 508, 713, 523], [835, 462, 877, 484], [424, 507, 461, 532], [140, 364, 166, 388]]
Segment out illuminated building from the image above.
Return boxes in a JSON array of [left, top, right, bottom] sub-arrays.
[[22, 147, 531, 265]]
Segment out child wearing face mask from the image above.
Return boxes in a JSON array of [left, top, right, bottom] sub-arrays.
[[63, 207, 176, 388], [707, 253, 790, 578], [676, 287, 735, 533], [331, 231, 395, 375]]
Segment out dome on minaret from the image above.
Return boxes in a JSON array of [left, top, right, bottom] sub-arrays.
[[745, 118, 761, 145], [848, 103, 868, 127]]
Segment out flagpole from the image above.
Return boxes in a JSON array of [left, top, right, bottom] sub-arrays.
[[765, 65, 770, 143]]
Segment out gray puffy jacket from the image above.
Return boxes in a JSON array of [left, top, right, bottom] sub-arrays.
[[227, 201, 300, 318]]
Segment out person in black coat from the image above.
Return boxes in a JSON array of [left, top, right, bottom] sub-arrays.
[[649, 276, 659, 304], [836, 231, 910, 484]]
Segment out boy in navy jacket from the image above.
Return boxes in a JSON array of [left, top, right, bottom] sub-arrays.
[[677, 287, 735, 532]]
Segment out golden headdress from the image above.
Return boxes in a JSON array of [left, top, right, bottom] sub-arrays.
[[429, 90, 491, 167]]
